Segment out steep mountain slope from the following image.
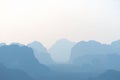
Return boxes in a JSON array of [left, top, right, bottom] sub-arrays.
[[28, 41, 54, 65]]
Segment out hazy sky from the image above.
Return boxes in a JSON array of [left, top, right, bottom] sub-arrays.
[[0, 0, 120, 48]]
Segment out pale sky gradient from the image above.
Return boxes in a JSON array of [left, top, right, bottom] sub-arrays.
[[0, 0, 120, 48]]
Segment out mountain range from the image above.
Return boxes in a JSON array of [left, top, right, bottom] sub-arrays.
[[0, 44, 49, 79], [0, 39, 120, 80]]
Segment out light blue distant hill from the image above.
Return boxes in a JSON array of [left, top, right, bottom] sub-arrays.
[[28, 41, 54, 65], [49, 39, 76, 63]]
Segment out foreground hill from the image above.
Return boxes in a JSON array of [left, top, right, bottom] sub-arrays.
[[93, 70, 120, 80], [0, 63, 33, 80], [0, 44, 49, 79]]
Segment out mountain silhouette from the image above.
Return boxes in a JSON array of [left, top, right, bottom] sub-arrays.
[[69, 40, 120, 73], [0, 44, 49, 79], [28, 41, 54, 65], [0, 63, 33, 80], [0, 43, 6, 47], [111, 40, 120, 54], [94, 70, 120, 80], [70, 40, 112, 63], [1, 39, 120, 80], [49, 39, 76, 63], [71, 54, 120, 72]]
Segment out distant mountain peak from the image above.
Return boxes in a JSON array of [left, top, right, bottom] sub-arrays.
[[111, 40, 120, 45], [49, 39, 76, 63], [57, 39, 72, 42], [28, 41, 47, 53], [77, 40, 101, 45], [29, 41, 43, 46], [28, 41, 54, 65], [0, 43, 6, 47], [55, 39, 75, 44]]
